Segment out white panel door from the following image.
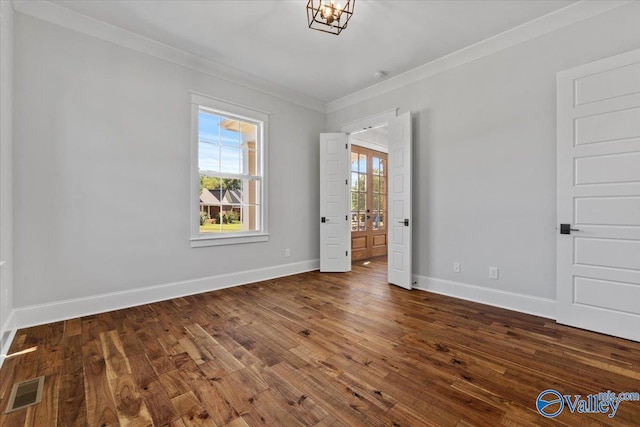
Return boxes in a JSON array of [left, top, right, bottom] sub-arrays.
[[320, 133, 351, 272], [387, 112, 412, 289], [557, 48, 640, 342]]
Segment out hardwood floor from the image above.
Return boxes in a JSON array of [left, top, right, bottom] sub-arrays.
[[1, 257, 639, 426]]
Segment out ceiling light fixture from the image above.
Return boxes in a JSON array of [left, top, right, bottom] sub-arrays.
[[307, 0, 355, 35]]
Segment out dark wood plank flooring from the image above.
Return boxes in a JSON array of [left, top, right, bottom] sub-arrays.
[[1, 257, 639, 426]]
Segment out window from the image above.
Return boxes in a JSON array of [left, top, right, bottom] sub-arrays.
[[350, 148, 386, 232], [191, 93, 268, 247]]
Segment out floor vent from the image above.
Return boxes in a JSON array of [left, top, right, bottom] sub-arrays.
[[4, 376, 44, 413]]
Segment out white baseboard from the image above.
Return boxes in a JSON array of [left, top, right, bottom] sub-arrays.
[[13, 259, 320, 331], [0, 310, 16, 369], [413, 275, 556, 320]]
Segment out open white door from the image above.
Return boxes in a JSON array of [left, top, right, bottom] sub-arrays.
[[557, 48, 640, 342], [387, 112, 412, 289], [320, 133, 351, 272]]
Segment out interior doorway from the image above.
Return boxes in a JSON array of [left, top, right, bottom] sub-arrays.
[[349, 126, 389, 261], [321, 110, 411, 288]]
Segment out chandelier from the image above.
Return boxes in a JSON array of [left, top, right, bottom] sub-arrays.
[[307, 0, 355, 35]]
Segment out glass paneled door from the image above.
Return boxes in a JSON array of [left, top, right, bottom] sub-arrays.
[[350, 146, 388, 261]]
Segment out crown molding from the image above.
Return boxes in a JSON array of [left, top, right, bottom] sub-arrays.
[[12, 0, 326, 113], [326, 0, 632, 114], [11, 1, 632, 116]]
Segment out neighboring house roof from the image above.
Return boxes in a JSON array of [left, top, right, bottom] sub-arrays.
[[200, 188, 242, 206]]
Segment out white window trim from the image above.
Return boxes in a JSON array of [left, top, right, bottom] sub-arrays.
[[190, 92, 270, 247]]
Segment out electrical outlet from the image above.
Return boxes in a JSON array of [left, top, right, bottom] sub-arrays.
[[285, 248, 291, 257], [453, 262, 461, 273], [489, 267, 499, 280]]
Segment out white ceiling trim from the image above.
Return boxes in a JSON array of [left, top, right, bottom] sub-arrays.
[[326, 0, 632, 114], [12, 0, 327, 113], [11, 0, 632, 116]]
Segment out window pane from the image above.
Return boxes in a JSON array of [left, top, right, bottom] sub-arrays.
[[351, 152, 358, 172], [198, 111, 221, 173], [379, 212, 385, 229], [372, 157, 380, 174], [244, 179, 260, 206], [373, 194, 379, 211], [198, 140, 220, 173], [359, 154, 367, 173], [351, 172, 359, 191], [373, 212, 380, 230], [380, 195, 386, 212], [351, 193, 357, 211], [358, 174, 366, 191], [245, 148, 258, 176], [220, 117, 240, 134], [217, 206, 242, 232], [199, 176, 222, 233], [380, 159, 385, 175], [200, 175, 220, 192], [380, 176, 386, 194], [358, 213, 366, 231], [198, 111, 220, 139], [241, 121, 257, 145], [373, 175, 380, 193], [358, 193, 366, 211], [351, 213, 358, 231], [220, 146, 241, 174], [239, 204, 259, 232], [241, 123, 259, 176], [232, 205, 260, 233], [200, 206, 221, 233]]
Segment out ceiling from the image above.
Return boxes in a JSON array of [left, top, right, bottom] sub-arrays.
[[48, 0, 575, 104], [352, 126, 388, 147]]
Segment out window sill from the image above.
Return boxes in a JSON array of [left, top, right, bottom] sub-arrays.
[[190, 233, 269, 248]]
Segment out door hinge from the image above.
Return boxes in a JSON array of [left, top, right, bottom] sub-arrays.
[[345, 251, 348, 256], [560, 223, 580, 234], [345, 215, 348, 220], [345, 179, 348, 185], [345, 143, 348, 149]]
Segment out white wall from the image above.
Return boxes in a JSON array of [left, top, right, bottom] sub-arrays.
[[0, 0, 15, 356], [12, 14, 325, 323], [327, 2, 640, 316], [10, 3, 640, 329]]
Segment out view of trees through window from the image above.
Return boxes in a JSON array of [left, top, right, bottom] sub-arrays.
[[198, 109, 261, 234]]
